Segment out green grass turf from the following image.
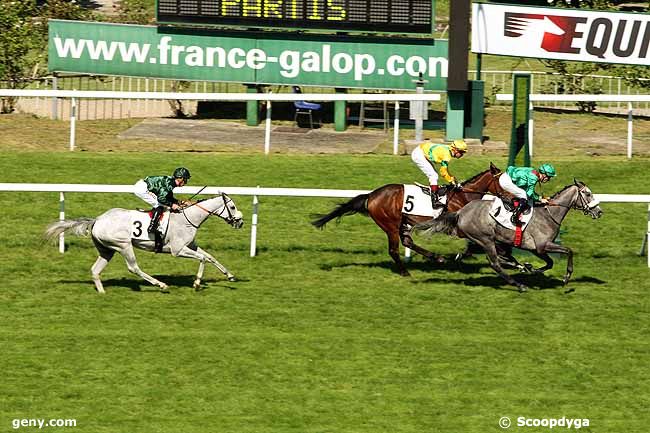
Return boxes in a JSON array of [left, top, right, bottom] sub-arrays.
[[1, 151, 649, 432]]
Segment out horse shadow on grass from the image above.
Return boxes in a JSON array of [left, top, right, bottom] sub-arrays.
[[414, 273, 606, 292], [319, 257, 489, 274], [61, 275, 242, 293]]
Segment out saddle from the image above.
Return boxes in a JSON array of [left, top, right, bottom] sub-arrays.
[[414, 182, 453, 196]]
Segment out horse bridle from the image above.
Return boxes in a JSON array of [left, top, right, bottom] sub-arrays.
[[181, 193, 237, 228], [545, 185, 600, 224]]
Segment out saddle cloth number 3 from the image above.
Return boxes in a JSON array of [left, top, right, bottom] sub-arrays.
[[130, 211, 168, 240]]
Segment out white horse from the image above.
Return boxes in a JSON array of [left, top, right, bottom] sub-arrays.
[[45, 193, 244, 293]]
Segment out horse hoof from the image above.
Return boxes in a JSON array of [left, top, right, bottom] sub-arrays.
[[159, 285, 170, 294], [434, 256, 446, 264], [193, 281, 201, 290], [399, 271, 411, 277], [227, 276, 237, 282], [518, 285, 528, 293]]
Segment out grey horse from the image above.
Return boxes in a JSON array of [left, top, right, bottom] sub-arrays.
[[415, 180, 603, 292], [45, 194, 244, 293]]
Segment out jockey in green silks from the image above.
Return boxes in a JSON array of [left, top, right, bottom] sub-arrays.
[[133, 167, 191, 235], [498, 163, 556, 224]]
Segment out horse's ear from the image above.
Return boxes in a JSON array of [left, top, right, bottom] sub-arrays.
[[490, 162, 500, 174], [574, 178, 579, 185]]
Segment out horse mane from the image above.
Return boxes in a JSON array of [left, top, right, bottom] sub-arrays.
[[462, 163, 500, 185], [550, 182, 582, 199], [461, 169, 488, 185]]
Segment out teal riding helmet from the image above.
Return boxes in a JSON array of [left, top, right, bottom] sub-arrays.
[[173, 167, 191, 180], [538, 163, 556, 177]]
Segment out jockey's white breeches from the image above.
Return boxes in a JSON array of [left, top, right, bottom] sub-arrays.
[[498, 173, 528, 200], [133, 179, 160, 208], [411, 146, 439, 185]]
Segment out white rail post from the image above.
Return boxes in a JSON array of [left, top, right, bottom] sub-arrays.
[[250, 189, 259, 257], [59, 192, 65, 253], [264, 98, 272, 155], [627, 102, 633, 159], [528, 101, 534, 158], [393, 101, 400, 155], [69, 97, 77, 151]]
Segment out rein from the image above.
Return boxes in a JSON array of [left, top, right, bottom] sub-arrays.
[[181, 193, 236, 228], [545, 185, 599, 226]]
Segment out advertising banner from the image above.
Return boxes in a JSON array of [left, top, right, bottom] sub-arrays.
[[49, 20, 449, 90], [471, 3, 650, 66]]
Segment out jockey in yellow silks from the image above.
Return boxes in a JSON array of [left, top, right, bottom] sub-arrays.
[[411, 140, 468, 208]]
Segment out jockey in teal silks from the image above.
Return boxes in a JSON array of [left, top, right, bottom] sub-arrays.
[[133, 167, 191, 241], [498, 163, 556, 224]]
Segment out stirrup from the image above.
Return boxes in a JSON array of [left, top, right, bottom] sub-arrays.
[[154, 232, 163, 253]]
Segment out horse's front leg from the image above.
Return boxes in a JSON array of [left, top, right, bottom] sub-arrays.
[[194, 258, 206, 289], [175, 245, 236, 286], [194, 246, 236, 282], [528, 251, 554, 274], [541, 242, 573, 286]]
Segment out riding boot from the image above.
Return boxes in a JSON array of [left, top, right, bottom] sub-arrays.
[[430, 185, 443, 209], [148, 207, 164, 253], [510, 200, 527, 225]]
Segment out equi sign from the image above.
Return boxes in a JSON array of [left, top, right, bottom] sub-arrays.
[[472, 3, 650, 66], [49, 20, 449, 90]]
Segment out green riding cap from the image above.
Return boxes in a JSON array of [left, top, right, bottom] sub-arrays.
[[173, 167, 191, 180], [538, 163, 556, 177]]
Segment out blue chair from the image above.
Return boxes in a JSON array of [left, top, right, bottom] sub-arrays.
[[292, 86, 321, 129]]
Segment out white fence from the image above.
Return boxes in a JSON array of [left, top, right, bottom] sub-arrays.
[[6, 71, 649, 120], [0, 89, 441, 155], [497, 94, 650, 159], [1, 183, 650, 267]]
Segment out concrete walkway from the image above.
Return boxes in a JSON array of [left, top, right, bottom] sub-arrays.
[[118, 118, 389, 154]]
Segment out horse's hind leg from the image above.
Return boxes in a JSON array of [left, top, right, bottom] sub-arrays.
[[91, 253, 113, 294], [400, 223, 445, 264], [120, 246, 170, 292], [387, 230, 409, 276], [91, 239, 115, 294]]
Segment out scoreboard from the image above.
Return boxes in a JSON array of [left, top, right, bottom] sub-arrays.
[[157, 0, 434, 34]]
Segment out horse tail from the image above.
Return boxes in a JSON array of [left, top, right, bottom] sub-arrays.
[[311, 193, 369, 229], [413, 212, 459, 238], [44, 218, 96, 241]]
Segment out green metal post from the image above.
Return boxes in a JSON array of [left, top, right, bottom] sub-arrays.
[[446, 90, 466, 141], [508, 73, 531, 167], [246, 84, 259, 126], [334, 88, 347, 132]]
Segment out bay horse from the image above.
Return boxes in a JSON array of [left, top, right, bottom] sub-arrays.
[[312, 163, 505, 276], [415, 180, 603, 292], [44, 194, 244, 293]]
